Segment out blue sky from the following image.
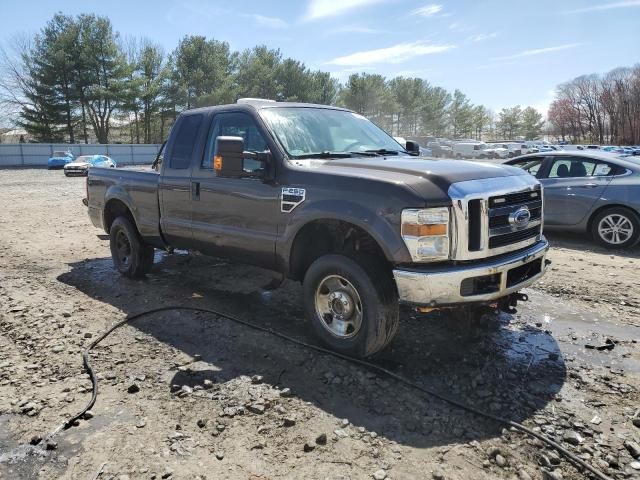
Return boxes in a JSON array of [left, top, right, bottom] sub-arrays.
[[2, 0, 640, 114]]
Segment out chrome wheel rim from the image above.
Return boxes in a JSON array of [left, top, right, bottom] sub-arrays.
[[314, 275, 363, 339], [115, 230, 132, 266], [598, 214, 634, 245]]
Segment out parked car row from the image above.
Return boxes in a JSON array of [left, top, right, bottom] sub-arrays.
[[47, 151, 117, 176], [599, 145, 640, 155]]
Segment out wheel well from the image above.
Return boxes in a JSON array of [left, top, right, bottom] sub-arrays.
[[104, 199, 136, 234], [586, 204, 640, 232], [289, 220, 390, 281]]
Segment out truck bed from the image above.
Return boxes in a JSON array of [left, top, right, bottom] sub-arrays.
[[87, 166, 161, 241]]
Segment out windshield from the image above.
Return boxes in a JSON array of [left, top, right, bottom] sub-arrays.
[[53, 151, 70, 157], [260, 107, 405, 158], [75, 155, 96, 163]]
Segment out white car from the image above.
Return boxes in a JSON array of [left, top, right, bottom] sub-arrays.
[[452, 142, 494, 159], [64, 155, 116, 177], [484, 146, 509, 159]]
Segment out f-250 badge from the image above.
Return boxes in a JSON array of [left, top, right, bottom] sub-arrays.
[[281, 187, 306, 213]]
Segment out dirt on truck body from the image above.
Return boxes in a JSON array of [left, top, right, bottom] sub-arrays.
[[0, 168, 639, 479]]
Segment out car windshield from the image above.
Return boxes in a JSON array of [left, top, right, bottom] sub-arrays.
[[259, 107, 406, 159], [53, 151, 69, 157], [75, 155, 96, 163]]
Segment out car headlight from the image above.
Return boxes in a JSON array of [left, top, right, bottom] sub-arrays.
[[401, 207, 450, 262]]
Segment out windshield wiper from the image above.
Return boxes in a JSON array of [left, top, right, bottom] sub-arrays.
[[362, 149, 405, 156], [294, 151, 352, 159], [348, 151, 381, 157]]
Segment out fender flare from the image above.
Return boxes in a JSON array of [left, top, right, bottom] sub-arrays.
[[103, 186, 139, 232], [280, 199, 411, 268]]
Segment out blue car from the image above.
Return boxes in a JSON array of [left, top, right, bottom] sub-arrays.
[[47, 150, 75, 169]]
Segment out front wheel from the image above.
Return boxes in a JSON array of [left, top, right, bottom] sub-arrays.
[[109, 216, 155, 278], [303, 254, 399, 358], [591, 207, 640, 249]]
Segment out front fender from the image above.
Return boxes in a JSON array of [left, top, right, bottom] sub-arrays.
[[278, 199, 412, 269]]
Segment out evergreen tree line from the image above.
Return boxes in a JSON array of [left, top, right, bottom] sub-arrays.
[[548, 65, 640, 145], [0, 13, 547, 144]]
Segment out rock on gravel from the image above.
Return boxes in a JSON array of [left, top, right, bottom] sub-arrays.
[[624, 440, 640, 458], [542, 469, 562, 480], [562, 430, 582, 446], [372, 469, 387, 480]]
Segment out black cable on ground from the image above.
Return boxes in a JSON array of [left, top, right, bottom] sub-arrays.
[[46, 305, 611, 480]]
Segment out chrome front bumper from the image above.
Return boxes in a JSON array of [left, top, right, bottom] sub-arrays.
[[393, 238, 549, 306]]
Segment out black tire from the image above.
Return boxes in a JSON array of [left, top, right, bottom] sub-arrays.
[[109, 216, 155, 278], [590, 207, 640, 249], [64, 172, 70, 177], [303, 254, 399, 358]]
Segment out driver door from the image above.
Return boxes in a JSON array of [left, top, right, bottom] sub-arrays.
[[190, 111, 280, 269]]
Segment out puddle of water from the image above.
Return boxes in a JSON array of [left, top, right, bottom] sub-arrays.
[[517, 289, 640, 374], [0, 414, 48, 479]]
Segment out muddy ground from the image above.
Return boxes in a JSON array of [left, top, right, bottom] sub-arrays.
[[0, 168, 639, 480]]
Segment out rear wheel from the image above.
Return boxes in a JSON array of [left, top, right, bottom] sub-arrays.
[[109, 216, 154, 278], [591, 207, 640, 249], [303, 254, 399, 358]]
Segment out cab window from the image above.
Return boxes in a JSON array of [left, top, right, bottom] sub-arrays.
[[170, 114, 204, 170], [203, 112, 268, 173]]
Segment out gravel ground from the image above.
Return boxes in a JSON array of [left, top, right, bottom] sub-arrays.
[[0, 168, 639, 480]]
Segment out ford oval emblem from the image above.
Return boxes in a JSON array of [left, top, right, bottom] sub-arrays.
[[509, 207, 531, 228]]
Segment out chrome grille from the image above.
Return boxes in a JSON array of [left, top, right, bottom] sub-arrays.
[[448, 176, 544, 261], [487, 188, 542, 248]]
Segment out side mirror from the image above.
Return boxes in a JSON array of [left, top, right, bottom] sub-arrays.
[[213, 136, 270, 177], [405, 140, 421, 156], [214, 136, 245, 177]]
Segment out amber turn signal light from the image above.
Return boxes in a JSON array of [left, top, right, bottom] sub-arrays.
[[401, 223, 447, 237], [214, 155, 223, 170]]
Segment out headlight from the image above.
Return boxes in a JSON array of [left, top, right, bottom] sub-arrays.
[[401, 207, 450, 261]]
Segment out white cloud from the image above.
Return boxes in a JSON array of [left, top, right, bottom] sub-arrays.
[[327, 41, 454, 66], [253, 14, 288, 29], [448, 22, 470, 32], [565, 0, 640, 13], [468, 32, 499, 42], [304, 0, 384, 20], [411, 4, 443, 17], [329, 25, 381, 34], [492, 43, 581, 61]]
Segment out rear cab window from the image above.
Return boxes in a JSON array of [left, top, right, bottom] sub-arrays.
[[169, 114, 204, 170]]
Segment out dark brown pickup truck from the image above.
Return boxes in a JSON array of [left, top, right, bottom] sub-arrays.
[[86, 99, 549, 357]]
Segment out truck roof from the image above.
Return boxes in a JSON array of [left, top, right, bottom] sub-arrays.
[[183, 100, 351, 116]]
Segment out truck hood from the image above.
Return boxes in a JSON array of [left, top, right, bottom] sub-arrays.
[[326, 154, 522, 182], [292, 155, 529, 205]]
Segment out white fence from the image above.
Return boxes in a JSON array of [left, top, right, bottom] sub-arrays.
[[0, 143, 162, 167]]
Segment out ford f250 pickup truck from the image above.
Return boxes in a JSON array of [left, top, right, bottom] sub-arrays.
[[85, 99, 549, 357]]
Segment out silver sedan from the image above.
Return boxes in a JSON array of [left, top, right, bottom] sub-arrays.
[[505, 151, 640, 249]]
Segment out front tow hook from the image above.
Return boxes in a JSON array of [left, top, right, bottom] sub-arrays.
[[498, 291, 529, 314]]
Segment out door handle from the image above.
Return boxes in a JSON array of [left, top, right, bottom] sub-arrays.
[[191, 181, 200, 201]]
